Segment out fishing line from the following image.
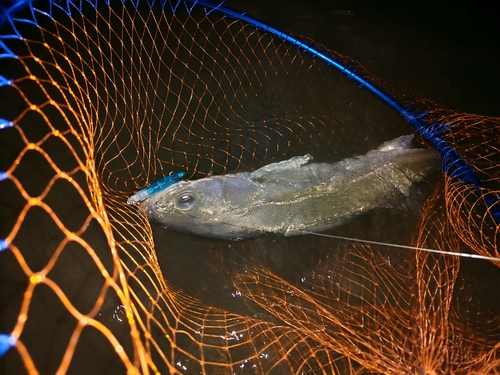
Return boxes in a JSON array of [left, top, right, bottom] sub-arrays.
[[301, 231, 500, 263]]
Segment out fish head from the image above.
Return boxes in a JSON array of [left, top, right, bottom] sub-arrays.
[[142, 174, 262, 239]]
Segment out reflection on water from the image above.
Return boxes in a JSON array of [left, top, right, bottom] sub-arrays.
[[1, 1, 500, 374]]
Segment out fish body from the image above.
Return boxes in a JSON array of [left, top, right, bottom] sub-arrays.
[[140, 135, 439, 239]]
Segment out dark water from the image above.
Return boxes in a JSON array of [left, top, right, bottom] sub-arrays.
[[227, 0, 500, 116], [1, 1, 500, 374], [155, 0, 500, 308]]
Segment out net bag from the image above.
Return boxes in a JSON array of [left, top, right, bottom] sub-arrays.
[[1, 1, 499, 374]]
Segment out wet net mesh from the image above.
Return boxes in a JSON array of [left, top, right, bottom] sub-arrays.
[[0, 1, 499, 374]]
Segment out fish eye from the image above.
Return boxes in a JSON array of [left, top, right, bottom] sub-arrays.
[[175, 192, 196, 210]]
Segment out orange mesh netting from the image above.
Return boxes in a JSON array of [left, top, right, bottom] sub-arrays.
[[0, 1, 499, 374]]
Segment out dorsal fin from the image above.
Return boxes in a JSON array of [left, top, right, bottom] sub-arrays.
[[249, 155, 313, 182]]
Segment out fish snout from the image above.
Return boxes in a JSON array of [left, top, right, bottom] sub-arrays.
[[151, 198, 176, 214]]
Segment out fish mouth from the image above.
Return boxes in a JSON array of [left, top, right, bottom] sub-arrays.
[[151, 198, 175, 214]]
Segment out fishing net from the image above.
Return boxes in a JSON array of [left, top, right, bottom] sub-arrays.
[[0, 0, 499, 374]]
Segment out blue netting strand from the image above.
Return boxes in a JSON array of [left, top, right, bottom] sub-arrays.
[[0, 239, 8, 252], [0, 39, 19, 59], [0, 118, 14, 128], [0, 0, 31, 27], [0, 334, 16, 356], [0, 75, 14, 87]]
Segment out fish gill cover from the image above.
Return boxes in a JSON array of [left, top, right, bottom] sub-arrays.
[[0, 0, 499, 374]]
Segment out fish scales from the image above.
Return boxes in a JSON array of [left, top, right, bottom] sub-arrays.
[[137, 135, 440, 239]]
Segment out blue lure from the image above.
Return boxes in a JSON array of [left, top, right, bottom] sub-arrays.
[[127, 172, 186, 204]]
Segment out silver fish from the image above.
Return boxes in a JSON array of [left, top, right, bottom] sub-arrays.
[[140, 135, 439, 239]]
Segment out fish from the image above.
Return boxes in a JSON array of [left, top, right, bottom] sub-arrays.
[[136, 135, 440, 239]]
